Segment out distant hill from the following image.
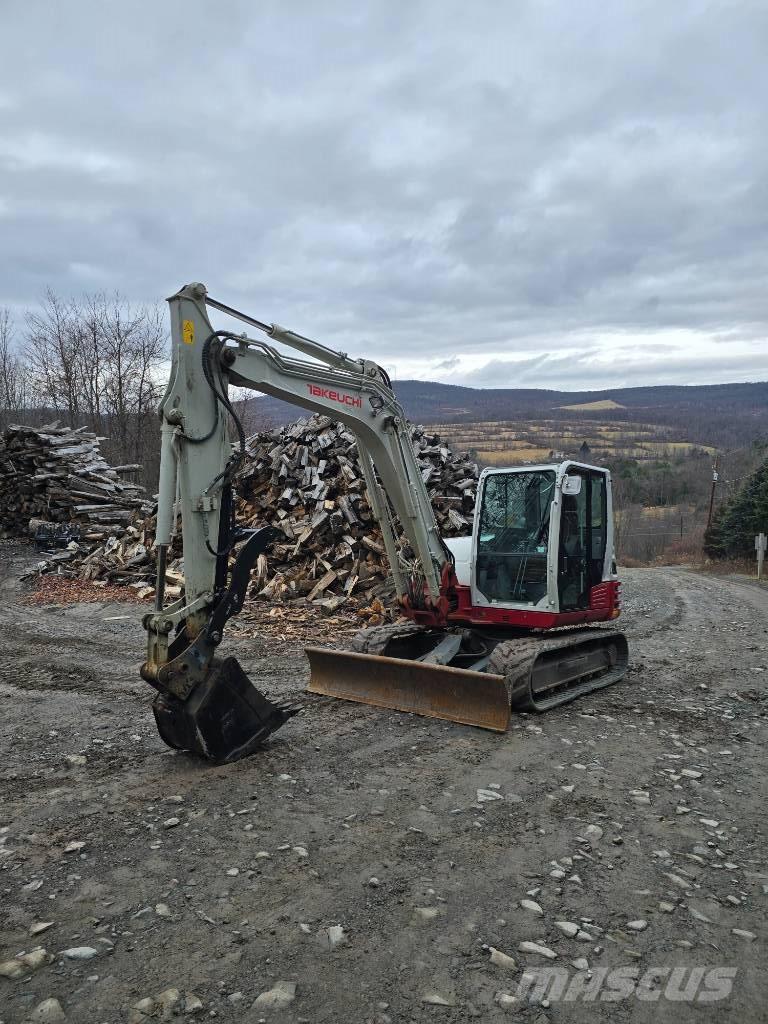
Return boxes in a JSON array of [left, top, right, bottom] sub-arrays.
[[247, 380, 768, 449]]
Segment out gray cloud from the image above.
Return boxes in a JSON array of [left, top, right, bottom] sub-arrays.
[[463, 348, 768, 391], [432, 356, 461, 371], [1, 0, 766, 388]]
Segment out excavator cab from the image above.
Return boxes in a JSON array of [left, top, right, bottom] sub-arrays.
[[470, 462, 614, 616]]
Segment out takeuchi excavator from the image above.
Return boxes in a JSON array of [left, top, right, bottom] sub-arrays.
[[141, 283, 628, 761]]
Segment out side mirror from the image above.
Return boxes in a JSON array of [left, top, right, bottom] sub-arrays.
[[562, 474, 583, 496]]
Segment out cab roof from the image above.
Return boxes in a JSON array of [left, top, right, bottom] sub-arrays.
[[481, 460, 609, 478]]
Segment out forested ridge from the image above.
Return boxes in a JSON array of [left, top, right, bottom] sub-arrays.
[[252, 378, 768, 450]]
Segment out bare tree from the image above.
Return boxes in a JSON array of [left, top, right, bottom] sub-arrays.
[[23, 291, 168, 484], [82, 292, 167, 469], [0, 308, 32, 428], [25, 290, 84, 423]]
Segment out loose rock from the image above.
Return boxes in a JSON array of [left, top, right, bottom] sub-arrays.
[[0, 948, 51, 978], [422, 992, 455, 1006], [184, 994, 204, 1014], [520, 899, 544, 916], [128, 998, 155, 1024], [487, 946, 517, 969], [519, 941, 557, 959], [61, 946, 98, 960], [554, 921, 579, 937], [155, 989, 182, 1019], [316, 924, 347, 950], [495, 991, 518, 1009], [253, 980, 297, 1010], [30, 921, 55, 935], [28, 998, 66, 1023]]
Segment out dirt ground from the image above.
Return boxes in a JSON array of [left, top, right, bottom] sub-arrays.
[[0, 540, 766, 1023]]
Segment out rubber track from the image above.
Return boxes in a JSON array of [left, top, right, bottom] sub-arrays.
[[487, 628, 628, 712], [347, 623, 628, 715]]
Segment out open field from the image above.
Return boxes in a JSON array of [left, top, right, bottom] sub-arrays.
[[559, 399, 626, 412], [0, 541, 766, 1022], [431, 418, 717, 466]]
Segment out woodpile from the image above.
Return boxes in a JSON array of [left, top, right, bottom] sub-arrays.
[[236, 415, 478, 612], [0, 423, 151, 557], [73, 514, 172, 598], [29, 415, 480, 614]]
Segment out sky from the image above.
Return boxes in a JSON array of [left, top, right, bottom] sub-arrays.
[[1, 0, 767, 391]]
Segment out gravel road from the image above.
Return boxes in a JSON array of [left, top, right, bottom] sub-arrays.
[[0, 541, 766, 1023]]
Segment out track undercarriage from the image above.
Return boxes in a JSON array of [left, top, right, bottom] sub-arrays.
[[306, 623, 629, 731]]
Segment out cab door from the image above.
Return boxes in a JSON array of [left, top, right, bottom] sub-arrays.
[[558, 470, 607, 610]]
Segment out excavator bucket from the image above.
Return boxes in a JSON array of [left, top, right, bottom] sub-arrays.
[[152, 657, 300, 762], [305, 647, 510, 731]]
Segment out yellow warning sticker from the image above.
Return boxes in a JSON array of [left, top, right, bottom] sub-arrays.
[[182, 319, 194, 345]]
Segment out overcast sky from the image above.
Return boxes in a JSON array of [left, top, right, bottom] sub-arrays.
[[1, 1, 767, 390]]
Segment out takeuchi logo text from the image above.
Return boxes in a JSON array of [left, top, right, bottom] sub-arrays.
[[307, 384, 362, 409]]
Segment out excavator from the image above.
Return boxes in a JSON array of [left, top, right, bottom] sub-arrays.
[[140, 283, 628, 761]]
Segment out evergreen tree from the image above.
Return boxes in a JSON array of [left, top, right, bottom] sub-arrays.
[[704, 456, 768, 559]]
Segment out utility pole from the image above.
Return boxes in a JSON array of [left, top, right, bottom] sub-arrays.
[[706, 455, 720, 529]]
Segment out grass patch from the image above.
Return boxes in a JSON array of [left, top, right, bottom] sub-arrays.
[[560, 399, 626, 411], [477, 448, 553, 464]]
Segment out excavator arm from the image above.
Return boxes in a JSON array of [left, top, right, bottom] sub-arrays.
[[141, 282, 454, 760]]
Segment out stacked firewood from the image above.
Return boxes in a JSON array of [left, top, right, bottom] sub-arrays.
[[236, 415, 478, 611], [0, 422, 151, 550], [74, 515, 174, 597], [52, 415, 479, 610]]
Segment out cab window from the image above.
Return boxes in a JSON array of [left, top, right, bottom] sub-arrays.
[[476, 471, 555, 603]]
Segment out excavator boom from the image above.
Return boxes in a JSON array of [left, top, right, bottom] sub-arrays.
[[142, 283, 464, 760]]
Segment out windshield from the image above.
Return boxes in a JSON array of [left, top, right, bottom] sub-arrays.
[[478, 470, 556, 554]]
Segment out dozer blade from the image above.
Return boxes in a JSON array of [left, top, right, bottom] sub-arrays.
[[153, 656, 300, 763], [305, 646, 510, 732]]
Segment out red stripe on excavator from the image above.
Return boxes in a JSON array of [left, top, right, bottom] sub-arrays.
[[402, 580, 622, 629]]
